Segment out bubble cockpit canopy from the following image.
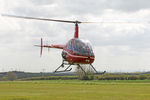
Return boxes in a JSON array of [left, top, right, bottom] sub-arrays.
[[67, 39, 94, 56]]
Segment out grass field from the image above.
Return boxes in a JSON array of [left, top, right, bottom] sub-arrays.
[[0, 80, 150, 100]]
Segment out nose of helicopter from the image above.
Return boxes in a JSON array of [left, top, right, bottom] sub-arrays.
[[87, 56, 95, 63], [70, 55, 95, 64], [77, 56, 95, 64], [62, 50, 95, 64]]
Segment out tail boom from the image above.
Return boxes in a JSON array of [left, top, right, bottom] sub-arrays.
[[34, 38, 65, 56]]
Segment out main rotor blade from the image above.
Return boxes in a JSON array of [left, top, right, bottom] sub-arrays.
[[1, 14, 81, 23], [2, 14, 149, 24], [82, 21, 149, 24]]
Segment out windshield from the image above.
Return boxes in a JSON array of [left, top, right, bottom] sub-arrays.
[[71, 39, 94, 56]]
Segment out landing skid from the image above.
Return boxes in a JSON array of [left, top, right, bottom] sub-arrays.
[[53, 60, 73, 73], [90, 64, 106, 75], [53, 60, 106, 74], [95, 71, 106, 75], [77, 64, 106, 75]]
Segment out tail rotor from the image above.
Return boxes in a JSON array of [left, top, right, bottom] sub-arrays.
[[40, 38, 43, 57], [35, 38, 52, 57], [34, 38, 43, 57]]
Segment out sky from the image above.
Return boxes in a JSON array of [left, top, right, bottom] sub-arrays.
[[0, 0, 150, 72]]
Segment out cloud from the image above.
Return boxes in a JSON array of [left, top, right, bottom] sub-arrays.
[[1, 0, 150, 72], [107, 0, 150, 12]]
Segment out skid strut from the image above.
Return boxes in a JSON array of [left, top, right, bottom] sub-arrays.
[[77, 64, 106, 75], [54, 60, 106, 74], [77, 64, 86, 75], [90, 64, 98, 73], [90, 64, 106, 74], [54, 60, 72, 73]]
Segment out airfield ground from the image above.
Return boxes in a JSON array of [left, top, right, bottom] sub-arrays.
[[0, 80, 150, 100]]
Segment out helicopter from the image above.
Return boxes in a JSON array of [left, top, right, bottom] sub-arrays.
[[2, 14, 106, 74]]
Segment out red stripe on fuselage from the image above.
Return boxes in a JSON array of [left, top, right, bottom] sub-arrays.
[[63, 50, 95, 64]]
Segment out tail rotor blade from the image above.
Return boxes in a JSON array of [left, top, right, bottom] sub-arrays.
[[40, 38, 43, 57]]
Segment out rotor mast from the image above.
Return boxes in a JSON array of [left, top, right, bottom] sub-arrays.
[[74, 22, 79, 38]]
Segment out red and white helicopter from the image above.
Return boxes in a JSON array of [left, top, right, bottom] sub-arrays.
[[2, 14, 106, 74]]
